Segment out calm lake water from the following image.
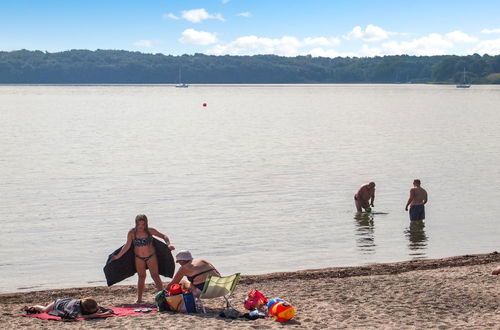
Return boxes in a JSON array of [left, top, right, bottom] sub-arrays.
[[1, 84, 499, 293]]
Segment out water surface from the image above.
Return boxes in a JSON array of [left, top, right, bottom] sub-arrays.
[[1, 84, 499, 293]]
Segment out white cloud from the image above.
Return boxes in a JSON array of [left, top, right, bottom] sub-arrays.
[[207, 35, 342, 56], [344, 24, 390, 42], [133, 40, 153, 48], [208, 35, 302, 56], [445, 30, 477, 43], [179, 29, 218, 45], [303, 37, 340, 47], [480, 28, 500, 34], [181, 8, 225, 23], [379, 33, 454, 55], [469, 38, 500, 55], [162, 13, 179, 20], [358, 44, 383, 57], [345, 26, 363, 40], [204, 30, 477, 58], [237, 12, 252, 18]]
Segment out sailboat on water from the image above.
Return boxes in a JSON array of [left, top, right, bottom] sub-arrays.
[[456, 68, 470, 88], [175, 66, 189, 88]]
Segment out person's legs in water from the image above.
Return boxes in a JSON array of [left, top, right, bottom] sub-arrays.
[[409, 204, 425, 221], [355, 197, 363, 212]]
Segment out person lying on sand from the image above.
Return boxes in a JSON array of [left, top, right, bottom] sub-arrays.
[[165, 250, 220, 298], [492, 266, 500, 275], [23, 297, 113, 319]]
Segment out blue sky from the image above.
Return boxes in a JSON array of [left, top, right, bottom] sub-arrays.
[[2, 0, 500, 57]]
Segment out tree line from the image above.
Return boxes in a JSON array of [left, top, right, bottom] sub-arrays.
[[1, 49, 499, 84]]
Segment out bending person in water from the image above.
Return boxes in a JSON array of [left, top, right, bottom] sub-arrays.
[[113, 214, 175, 303], [165, 250, 220, 298], [405, 179, 428, 221], [354, 182, 376, 212]]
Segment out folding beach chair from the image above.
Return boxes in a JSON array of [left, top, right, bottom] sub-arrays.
[[196, 273, 240, 313]]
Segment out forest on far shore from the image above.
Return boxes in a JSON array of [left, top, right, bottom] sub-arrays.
[[1, 49, 500, 84]]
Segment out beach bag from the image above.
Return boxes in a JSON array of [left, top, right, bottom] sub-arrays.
[[155, 290, 170, 312], [244, 289, 268, 310], [165, 292, 196, 313]]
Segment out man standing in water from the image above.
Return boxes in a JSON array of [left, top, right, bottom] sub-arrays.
[[405, 179, 428, 221], [354, 182, 375, 212]]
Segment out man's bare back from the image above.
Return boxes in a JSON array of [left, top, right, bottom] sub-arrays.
[[409, 186, 427, 206], [405, 179, 428, 221]]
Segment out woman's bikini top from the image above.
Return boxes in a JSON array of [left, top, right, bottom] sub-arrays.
[[133, 231, 152, 247], [187, 268, 215, 284]]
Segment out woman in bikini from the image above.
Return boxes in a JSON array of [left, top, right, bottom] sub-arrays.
[[165, 250, 220, 298], [112, 214, 175, 303]]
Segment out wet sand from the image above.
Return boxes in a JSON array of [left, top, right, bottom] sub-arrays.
[[1, 252, 499, 329]]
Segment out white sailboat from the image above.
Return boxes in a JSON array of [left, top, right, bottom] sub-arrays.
[[456, 68, 470, 88], [175, 66, 189, 88]]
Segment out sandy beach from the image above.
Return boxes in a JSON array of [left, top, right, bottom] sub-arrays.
[[1, 252, 499, 329]]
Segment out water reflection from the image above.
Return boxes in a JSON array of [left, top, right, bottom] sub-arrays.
[[404, 220, 428, 259], [353, 212, 376, 254]]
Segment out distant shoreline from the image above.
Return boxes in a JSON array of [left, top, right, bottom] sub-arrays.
[[2, 50, 500, 85], [1, 82, 498, 86]]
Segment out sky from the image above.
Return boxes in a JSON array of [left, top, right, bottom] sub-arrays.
[[2, 0, 500, 57]]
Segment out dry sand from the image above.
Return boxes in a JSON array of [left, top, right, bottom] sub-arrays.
[[1, 252, 499, 329]]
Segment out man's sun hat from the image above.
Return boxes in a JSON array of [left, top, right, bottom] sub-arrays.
[[175, 250, 193, 262]]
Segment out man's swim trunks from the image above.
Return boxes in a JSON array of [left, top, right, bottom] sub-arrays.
[[409, 204, 425, 221]]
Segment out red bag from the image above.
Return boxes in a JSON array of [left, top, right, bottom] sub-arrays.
[[244, 289, 268, 310], [168, 284, 185, 296]]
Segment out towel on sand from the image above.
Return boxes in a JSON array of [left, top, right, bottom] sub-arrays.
[[22, 306, 157, 321]]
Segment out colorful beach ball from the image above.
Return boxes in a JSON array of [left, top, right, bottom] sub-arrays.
[[267, 298, 282, 312], [270, 301, 295, 322]]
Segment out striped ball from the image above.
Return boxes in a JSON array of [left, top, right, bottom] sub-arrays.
[[267, 298, 282, 312], [270, 301, 295, 322]]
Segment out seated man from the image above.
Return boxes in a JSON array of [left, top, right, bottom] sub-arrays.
[[165, 250, 220, 298], [23, 297, 112, 319]]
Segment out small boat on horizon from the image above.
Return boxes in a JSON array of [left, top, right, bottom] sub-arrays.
[[456, 68, 470, 88], [175, 66, 189, 88]]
